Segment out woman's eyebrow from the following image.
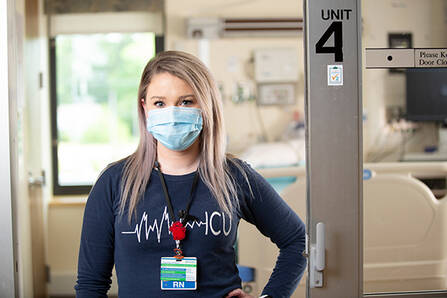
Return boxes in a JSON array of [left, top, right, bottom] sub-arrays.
[[178, 94, 195, 100], [149, 96, 166, 100], [149, 95, 195, 101]]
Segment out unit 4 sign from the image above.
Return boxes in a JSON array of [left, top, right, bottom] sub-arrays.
[[315, 9, 353, 63]]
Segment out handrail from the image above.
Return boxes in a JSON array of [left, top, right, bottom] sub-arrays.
[[257, 162, 447, 179]]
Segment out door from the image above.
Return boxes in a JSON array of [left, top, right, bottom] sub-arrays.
[[305, 0, 447, 297], [24, 0, 48, 296], [0, 0, 47, 297]]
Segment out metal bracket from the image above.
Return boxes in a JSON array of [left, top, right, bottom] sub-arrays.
[[309, 222, 325, 288]]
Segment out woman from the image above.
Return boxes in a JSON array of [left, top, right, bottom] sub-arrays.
[[75, 51, 306, 298]]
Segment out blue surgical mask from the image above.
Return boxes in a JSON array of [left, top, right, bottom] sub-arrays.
[[146, 106, 203, 151]]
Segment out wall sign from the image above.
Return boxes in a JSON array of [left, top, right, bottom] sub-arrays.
[[415, 49, 447, 67], [365, 48, 447, 69]]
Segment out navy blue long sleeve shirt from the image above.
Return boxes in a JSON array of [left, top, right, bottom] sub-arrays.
[[75, 159, 306, 298]]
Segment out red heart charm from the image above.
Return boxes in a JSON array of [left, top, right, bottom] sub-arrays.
[[170, 221, 186, 241]]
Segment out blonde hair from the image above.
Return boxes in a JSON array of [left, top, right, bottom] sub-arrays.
[[118, 51, 249, 222]]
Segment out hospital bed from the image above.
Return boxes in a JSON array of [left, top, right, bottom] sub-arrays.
[[237, 162, 447, 297], [239, 140, 305, 193]]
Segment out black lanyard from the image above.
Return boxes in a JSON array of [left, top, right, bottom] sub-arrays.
[[154, 160, 200, 225]]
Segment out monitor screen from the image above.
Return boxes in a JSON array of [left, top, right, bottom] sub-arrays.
[[405, 68, 447, 122]]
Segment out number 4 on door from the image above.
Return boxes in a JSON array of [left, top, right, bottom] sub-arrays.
[[315, 21, 343, 62]]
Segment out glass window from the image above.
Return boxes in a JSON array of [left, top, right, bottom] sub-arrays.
[[52, 33, 156, 191], [363, 0, 447, 295]]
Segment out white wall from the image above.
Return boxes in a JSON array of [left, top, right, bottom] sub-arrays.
[[165, 0, 304, 153], [47, 202, 119, 295]]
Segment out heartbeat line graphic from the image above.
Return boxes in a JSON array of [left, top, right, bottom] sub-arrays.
[[121, 207, 232, 243], [121, 207, 171, 243]]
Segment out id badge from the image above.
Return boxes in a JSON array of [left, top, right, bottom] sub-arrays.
[[160, 257, 197, 290]]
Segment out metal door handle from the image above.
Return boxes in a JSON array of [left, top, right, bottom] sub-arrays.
[[28, 170, 46, 187], [316, 222, 325, 271], [310, 222, 325, 288]]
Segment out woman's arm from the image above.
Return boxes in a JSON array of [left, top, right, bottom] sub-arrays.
[[237, 162, 307, 298], [74, 170, 116, 298]]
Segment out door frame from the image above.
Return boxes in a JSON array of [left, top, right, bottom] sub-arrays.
[[304, 0, 363, 296], [0, 0, 19, 296]]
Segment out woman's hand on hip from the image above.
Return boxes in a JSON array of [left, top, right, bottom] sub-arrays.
[[225, 288, 255, 298]]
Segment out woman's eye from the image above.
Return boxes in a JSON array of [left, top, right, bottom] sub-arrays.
[[154, 101, 164, 107], [181, 99, 193, 106]]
